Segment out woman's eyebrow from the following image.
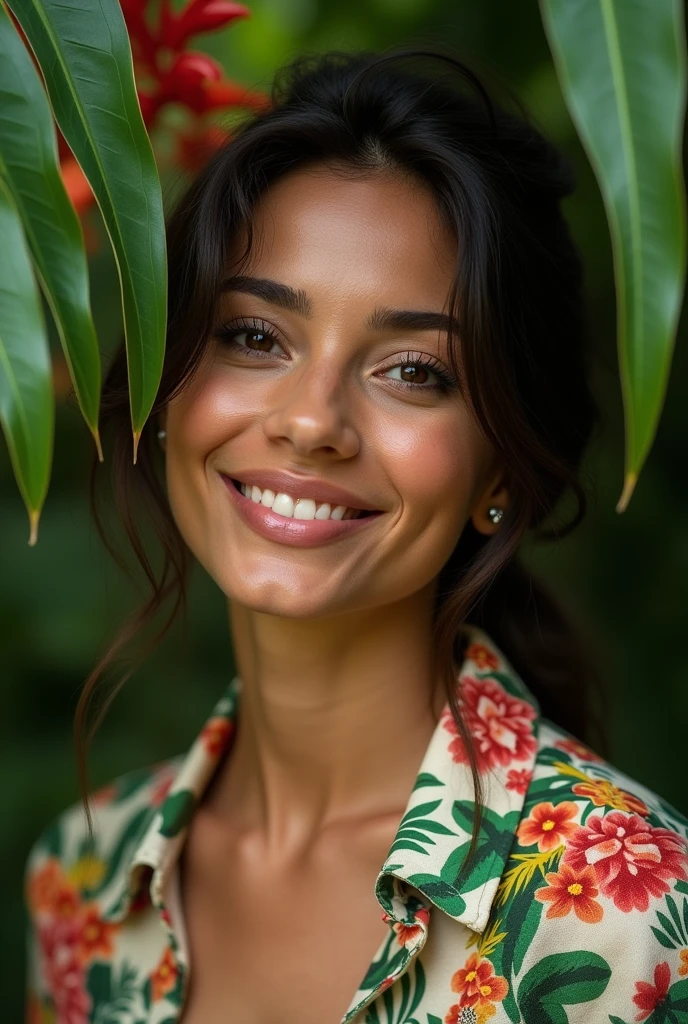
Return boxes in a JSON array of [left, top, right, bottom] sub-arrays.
[[221, 276, 312, 317], [220, 276, 457, 334]]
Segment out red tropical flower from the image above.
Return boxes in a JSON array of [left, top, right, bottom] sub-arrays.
[[39, 918, 92, 1024], [506, 768, 532, 795], [466, 643, 500, 671], [450, 953, 509, 1010], [517, 801, 579, 852], [151, 946, 179, 1002], [554, 738, 603, 763], [442, 677, 537, 772], [383, 907, 430, 947], [534, 863, 603, 923], [563, 811, 688, 913], [28, 859, 80, 918], [76, 906, 118, 963], [632, 961, 671, 1021], [200, 716, 234, 757]]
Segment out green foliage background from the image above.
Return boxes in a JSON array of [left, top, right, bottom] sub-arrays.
[[1, 0, 686, 1016]]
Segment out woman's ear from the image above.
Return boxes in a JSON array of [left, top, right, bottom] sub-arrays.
[[471, 469, 510, 536]]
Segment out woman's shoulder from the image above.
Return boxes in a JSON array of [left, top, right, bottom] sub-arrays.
[[25, 755, 184, 912], [534, 717, 688, 837], [491, 717, 688, 1020]]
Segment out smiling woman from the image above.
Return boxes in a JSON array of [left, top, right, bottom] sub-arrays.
[[24, 49, 688, 1024]]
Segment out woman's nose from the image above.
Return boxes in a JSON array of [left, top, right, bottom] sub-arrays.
[[261, 361, 360, 460]]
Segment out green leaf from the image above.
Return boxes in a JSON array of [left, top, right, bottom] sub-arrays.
[[539, 0, 688, 510], [7, 0, 167, 454], [400, 800, 442, 825], [0, 180, 53, 543], [517, 950, 611, 1024], [159, 789, 196, 838], [412, 773, 445, 791], [0, 4, 101, 455]]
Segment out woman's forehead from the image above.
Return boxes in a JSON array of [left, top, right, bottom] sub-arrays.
[[224, 166, 457, 313]]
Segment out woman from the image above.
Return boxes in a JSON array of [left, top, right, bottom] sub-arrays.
[[25, 49, 688, 1024]]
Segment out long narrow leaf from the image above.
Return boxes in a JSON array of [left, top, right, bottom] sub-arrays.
[[539, 0, 687, 510], [0, 181, 54, 545], [6, 0, 167, 459], [0, 3, 101, 457]]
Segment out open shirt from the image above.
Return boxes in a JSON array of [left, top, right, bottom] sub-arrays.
[[24, 626, 688, 1023]]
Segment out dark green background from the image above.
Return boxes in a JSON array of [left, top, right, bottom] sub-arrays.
[[2, 0, 686, 1017]]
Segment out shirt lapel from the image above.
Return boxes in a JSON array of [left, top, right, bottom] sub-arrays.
[[342, 625, 540, 1021], [101, 676, 242, 923]]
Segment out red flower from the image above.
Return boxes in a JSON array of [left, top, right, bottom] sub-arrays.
[[534, 863, 603, 923], [76, 906, 118, 964], [466, 643, 500, 671], [554, 738, 603, 763], [517, 801, 579, 853], [28, 859, 79, 918], [442, 677, 537, 773], [506, 768, 532, 795], [161, 0, 249, 50], [632, 961, 671, 1021], [564, 812, 688, 913], [450, 953, 509, 1010], [383, 907, 430, 948], [39, 918, 92, 1024], [200, 716, 234, 757], [151, 946, 179, 1002]]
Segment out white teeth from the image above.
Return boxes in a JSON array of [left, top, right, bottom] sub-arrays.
[[239, 482, 359, 522]]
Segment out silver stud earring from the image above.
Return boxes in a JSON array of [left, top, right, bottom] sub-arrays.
[[157, 428, 167, 447], [487, 506, 504, 524]]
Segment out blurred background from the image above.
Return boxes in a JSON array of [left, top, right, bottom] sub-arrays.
[[2, 0, 687, 1016]]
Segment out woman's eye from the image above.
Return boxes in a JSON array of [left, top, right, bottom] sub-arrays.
[[214, 321, 285, 357], [382, 357, 458, 393]]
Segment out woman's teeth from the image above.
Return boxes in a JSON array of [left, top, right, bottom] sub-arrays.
[[236, 481, 364, 521]]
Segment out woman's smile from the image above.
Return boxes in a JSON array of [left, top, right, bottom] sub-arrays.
[[220, 471, 384, 548]]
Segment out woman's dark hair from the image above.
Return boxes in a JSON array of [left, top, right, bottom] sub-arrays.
[[76, 47, 602, 848]]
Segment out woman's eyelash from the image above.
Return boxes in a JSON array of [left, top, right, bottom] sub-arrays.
[[213, 318, 459, 392]]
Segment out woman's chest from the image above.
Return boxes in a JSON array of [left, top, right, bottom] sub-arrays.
[[175, 822, 395, 1024]]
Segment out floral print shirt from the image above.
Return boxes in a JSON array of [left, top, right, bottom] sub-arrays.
[[25, 626, 688, 1024]]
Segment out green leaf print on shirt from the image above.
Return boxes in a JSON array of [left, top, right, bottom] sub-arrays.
[[158, 790, 196, 838], [517, 950, 611, 1023]]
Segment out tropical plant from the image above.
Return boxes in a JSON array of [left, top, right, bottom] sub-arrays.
[[0, 0, 685, 542]]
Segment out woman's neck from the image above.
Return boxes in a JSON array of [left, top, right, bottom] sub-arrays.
[[203, 585, 446, 857]]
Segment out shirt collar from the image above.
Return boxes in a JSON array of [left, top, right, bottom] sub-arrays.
[[101, 624, 540, 933]]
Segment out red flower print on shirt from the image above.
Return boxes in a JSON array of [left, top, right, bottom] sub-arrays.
[[449, 953, 509, 1013], [563, 811, 688, 913], [517, 801, 579, 852], [554, 738, 603, 763], [466, 643, 500, 671], [382, 907, 430, 948], [39, 917, 92, 1024], [534, 863, 603, 923], [151, 946, 179, 1002], [571, 778, 649, 816], [632, 961, 671, 1021], [200, 717, 234, 758], [28, 859, 79, 918], [76, 906, 118, 964], [505, 768, 532, 795], [442, 677, 537, 772]]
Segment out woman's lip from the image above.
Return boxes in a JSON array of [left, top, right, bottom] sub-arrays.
[[225, 467, 381, 512], [220, 473, 383, 548]]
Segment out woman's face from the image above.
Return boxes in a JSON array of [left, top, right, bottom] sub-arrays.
[[162, 165, 507, 618]]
